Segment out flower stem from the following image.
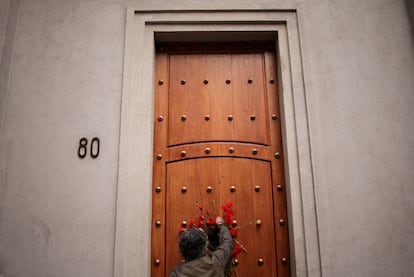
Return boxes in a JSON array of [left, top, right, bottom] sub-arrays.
[[233, 239, 248, 253]]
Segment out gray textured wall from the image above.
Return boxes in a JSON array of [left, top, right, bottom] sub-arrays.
[[0, 0, 10, 60], [0, 0, 413, 276]]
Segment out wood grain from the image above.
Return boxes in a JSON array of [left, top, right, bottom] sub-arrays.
[[152, 42, 290, 277]]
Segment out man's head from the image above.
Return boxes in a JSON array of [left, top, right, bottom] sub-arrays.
[[179, 228, 207, 261]]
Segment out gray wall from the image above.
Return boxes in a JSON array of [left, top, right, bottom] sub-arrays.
[[0, 0, 413, 276], [300, 1, 414, 276], [0, 0, 124, 276], [0, 0, 10, 58]]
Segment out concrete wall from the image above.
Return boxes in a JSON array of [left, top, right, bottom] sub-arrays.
[[0, 0, 125, 276], [0, 0, 413, 276], [299, 1, 414, 276], [0, 0, 10, 60]]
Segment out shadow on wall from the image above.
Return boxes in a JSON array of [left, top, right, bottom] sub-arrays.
[[406, 0, 414, 34]]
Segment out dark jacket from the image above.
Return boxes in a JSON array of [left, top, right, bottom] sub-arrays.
[[170, 224, 233, 277]]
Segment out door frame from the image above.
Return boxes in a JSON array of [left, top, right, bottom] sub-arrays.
[[115, 5, 321, 277]]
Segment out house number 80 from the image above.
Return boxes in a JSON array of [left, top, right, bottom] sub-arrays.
[[78, 137, 100, 159]]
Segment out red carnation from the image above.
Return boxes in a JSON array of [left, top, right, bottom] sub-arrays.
[[207, 218, 215, 226], [224, 213, 234, 226], [197, 216, 205, 228], [221, 205, 229, 212], [230, 228, 238, 238], [231, 245, 244, 258]]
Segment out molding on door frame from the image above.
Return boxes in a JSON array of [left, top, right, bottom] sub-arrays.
[[115, 6, 321, 277]]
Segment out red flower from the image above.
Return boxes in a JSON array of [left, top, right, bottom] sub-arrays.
[[225, 210, 234, 216], [221, 202, 235, 226], [230, 228, 238, 238], [197, 215, 205, 228], [178, 227, 186, 234], [198, 205, 203, 211], [224, 213, 234, 226], [207, 218, 215, 226], [188, 219, 196, 228], [231, 245, 244, 258], [221, 202, 233, 212]]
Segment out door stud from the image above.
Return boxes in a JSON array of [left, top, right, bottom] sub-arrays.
[[233, 259, 239, 266]]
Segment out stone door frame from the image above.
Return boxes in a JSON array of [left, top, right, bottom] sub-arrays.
[[115, 5, 321, 277]]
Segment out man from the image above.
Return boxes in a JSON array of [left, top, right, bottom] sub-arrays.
[[170, 217, 234, 277]]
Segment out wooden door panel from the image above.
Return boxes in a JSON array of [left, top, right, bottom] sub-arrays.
[[168, 53, 268, 146], [231, 54, 268, 145], [152, 42, 290, 277], [165, 158, 276, 276]]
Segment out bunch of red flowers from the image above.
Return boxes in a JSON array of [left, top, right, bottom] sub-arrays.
[[220, 202, 247, 259], [179, 201, 247, 275]]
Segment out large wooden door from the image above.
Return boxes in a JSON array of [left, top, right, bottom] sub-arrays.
[[151, 42, 290, 276]]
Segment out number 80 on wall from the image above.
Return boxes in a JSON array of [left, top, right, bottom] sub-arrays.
[[78, 137, 100, 159]]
